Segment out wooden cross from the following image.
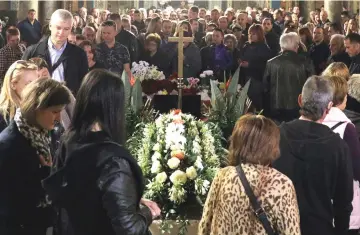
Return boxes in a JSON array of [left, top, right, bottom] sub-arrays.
[[168, 27, 194, 79], [168, 27, 193, 109]]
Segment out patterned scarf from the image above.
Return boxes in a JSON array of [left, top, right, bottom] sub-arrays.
[[14, 109, 52, 166]]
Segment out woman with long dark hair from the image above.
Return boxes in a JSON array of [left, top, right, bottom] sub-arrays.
[[54, 69, 160, 235]]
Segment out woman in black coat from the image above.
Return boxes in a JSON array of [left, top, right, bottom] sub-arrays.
[[0, 79, 71, 235], [141, 33, 170, 77], [51, 69, 160, 235], [239, 24, 272, 111]]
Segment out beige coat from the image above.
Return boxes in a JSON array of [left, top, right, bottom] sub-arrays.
[[199, 164, 301, 235]]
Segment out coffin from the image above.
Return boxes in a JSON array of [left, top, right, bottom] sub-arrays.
[[153, 95, 201, 119]]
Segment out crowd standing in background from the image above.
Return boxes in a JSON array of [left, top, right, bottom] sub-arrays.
[[0, 3, 360, 235]]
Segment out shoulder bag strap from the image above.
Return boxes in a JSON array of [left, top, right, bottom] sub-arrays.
[[236, 165, 276, 235], [330, 121, 346, 131]]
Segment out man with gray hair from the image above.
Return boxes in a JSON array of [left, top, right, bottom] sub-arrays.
[[273, 76, 353, 235], [263, 32, 315, 122], [327, 34, 351, 67], [22, 9, 88, 95]]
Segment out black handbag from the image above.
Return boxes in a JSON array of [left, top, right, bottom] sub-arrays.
[[236, 164, 278, 235]]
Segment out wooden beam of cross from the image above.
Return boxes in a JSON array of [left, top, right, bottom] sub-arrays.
[[168, 27, 194, 78]]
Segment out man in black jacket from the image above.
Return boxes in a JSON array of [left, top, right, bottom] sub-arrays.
[[309, 26, 330, 74], [17, 9, 41, 46], [344, 33, 360, 75], [262, 18, 280, 57], [273, 76, 353, 235], [263, 32, 314, 122], [22, 9, 88, 95], [109, 13, 139, 64]]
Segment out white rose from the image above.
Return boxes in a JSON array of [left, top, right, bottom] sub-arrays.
[[155, 172, 167, 184], [186, 166, 198, 180], [151, 160, 162, 174], [170, 170, 187, 185], [204, 70, 213, 76], [151, 151, 162, 162], [200, 73, 206, 78], [167, 157, 180, 169], [153, 143, 161, 152]]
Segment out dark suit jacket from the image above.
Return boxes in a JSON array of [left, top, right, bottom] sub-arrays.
[[22, 37, 89, 95], [115, 29, 139, 64], [349, 54, 360, 75], [0, 121, 52, 233]]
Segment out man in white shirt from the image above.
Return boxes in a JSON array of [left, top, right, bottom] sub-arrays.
[[22, 9, 88, 94]]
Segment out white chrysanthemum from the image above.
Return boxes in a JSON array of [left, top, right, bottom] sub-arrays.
[[186, 166, 198, 180], [151, 160, 162, 174], [170, 170, 187, 185], [167, 157, 180, 169], [155, 172, 167, 184]]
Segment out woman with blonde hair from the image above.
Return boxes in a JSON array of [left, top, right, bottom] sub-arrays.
[[346, 18, 359, 35], [199, 114, 300, 235], [0, 60, 38, 132], [322, 75, 360, 234], [322, 62, 350, 81], [347, 74, 360, 114]]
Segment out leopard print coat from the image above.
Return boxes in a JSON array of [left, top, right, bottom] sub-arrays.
[[199, 164, 300, 235]]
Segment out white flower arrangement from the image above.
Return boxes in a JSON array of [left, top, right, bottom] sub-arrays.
[[129, 109, 226, 222], [131, 61, 166, 82]]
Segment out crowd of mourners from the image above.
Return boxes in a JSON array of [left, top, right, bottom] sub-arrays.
[[1, 2, 360, 235]]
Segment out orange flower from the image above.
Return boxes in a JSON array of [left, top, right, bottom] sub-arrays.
[[130, 76, 136, 86], [173, 109, 181, 115], [171, 150, 185, 160], [225, 77, 232, 90]]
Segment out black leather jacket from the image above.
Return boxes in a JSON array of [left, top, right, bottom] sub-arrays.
[[54, 131, 152, 235], [263, 50, 315, 112]]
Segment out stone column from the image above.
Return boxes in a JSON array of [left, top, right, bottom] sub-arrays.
[[108, 1, 120, 14], [352, 1, 359, 14], [17, 1, 39, 22], [39, 1, 61, 25], [324, 0, 343, 24], [209, 1, 222, 10], [299, 1, 316, 22], [94, 0, 108, 10], [62, 1, 73, 12], [232, 1, 249, 11]]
